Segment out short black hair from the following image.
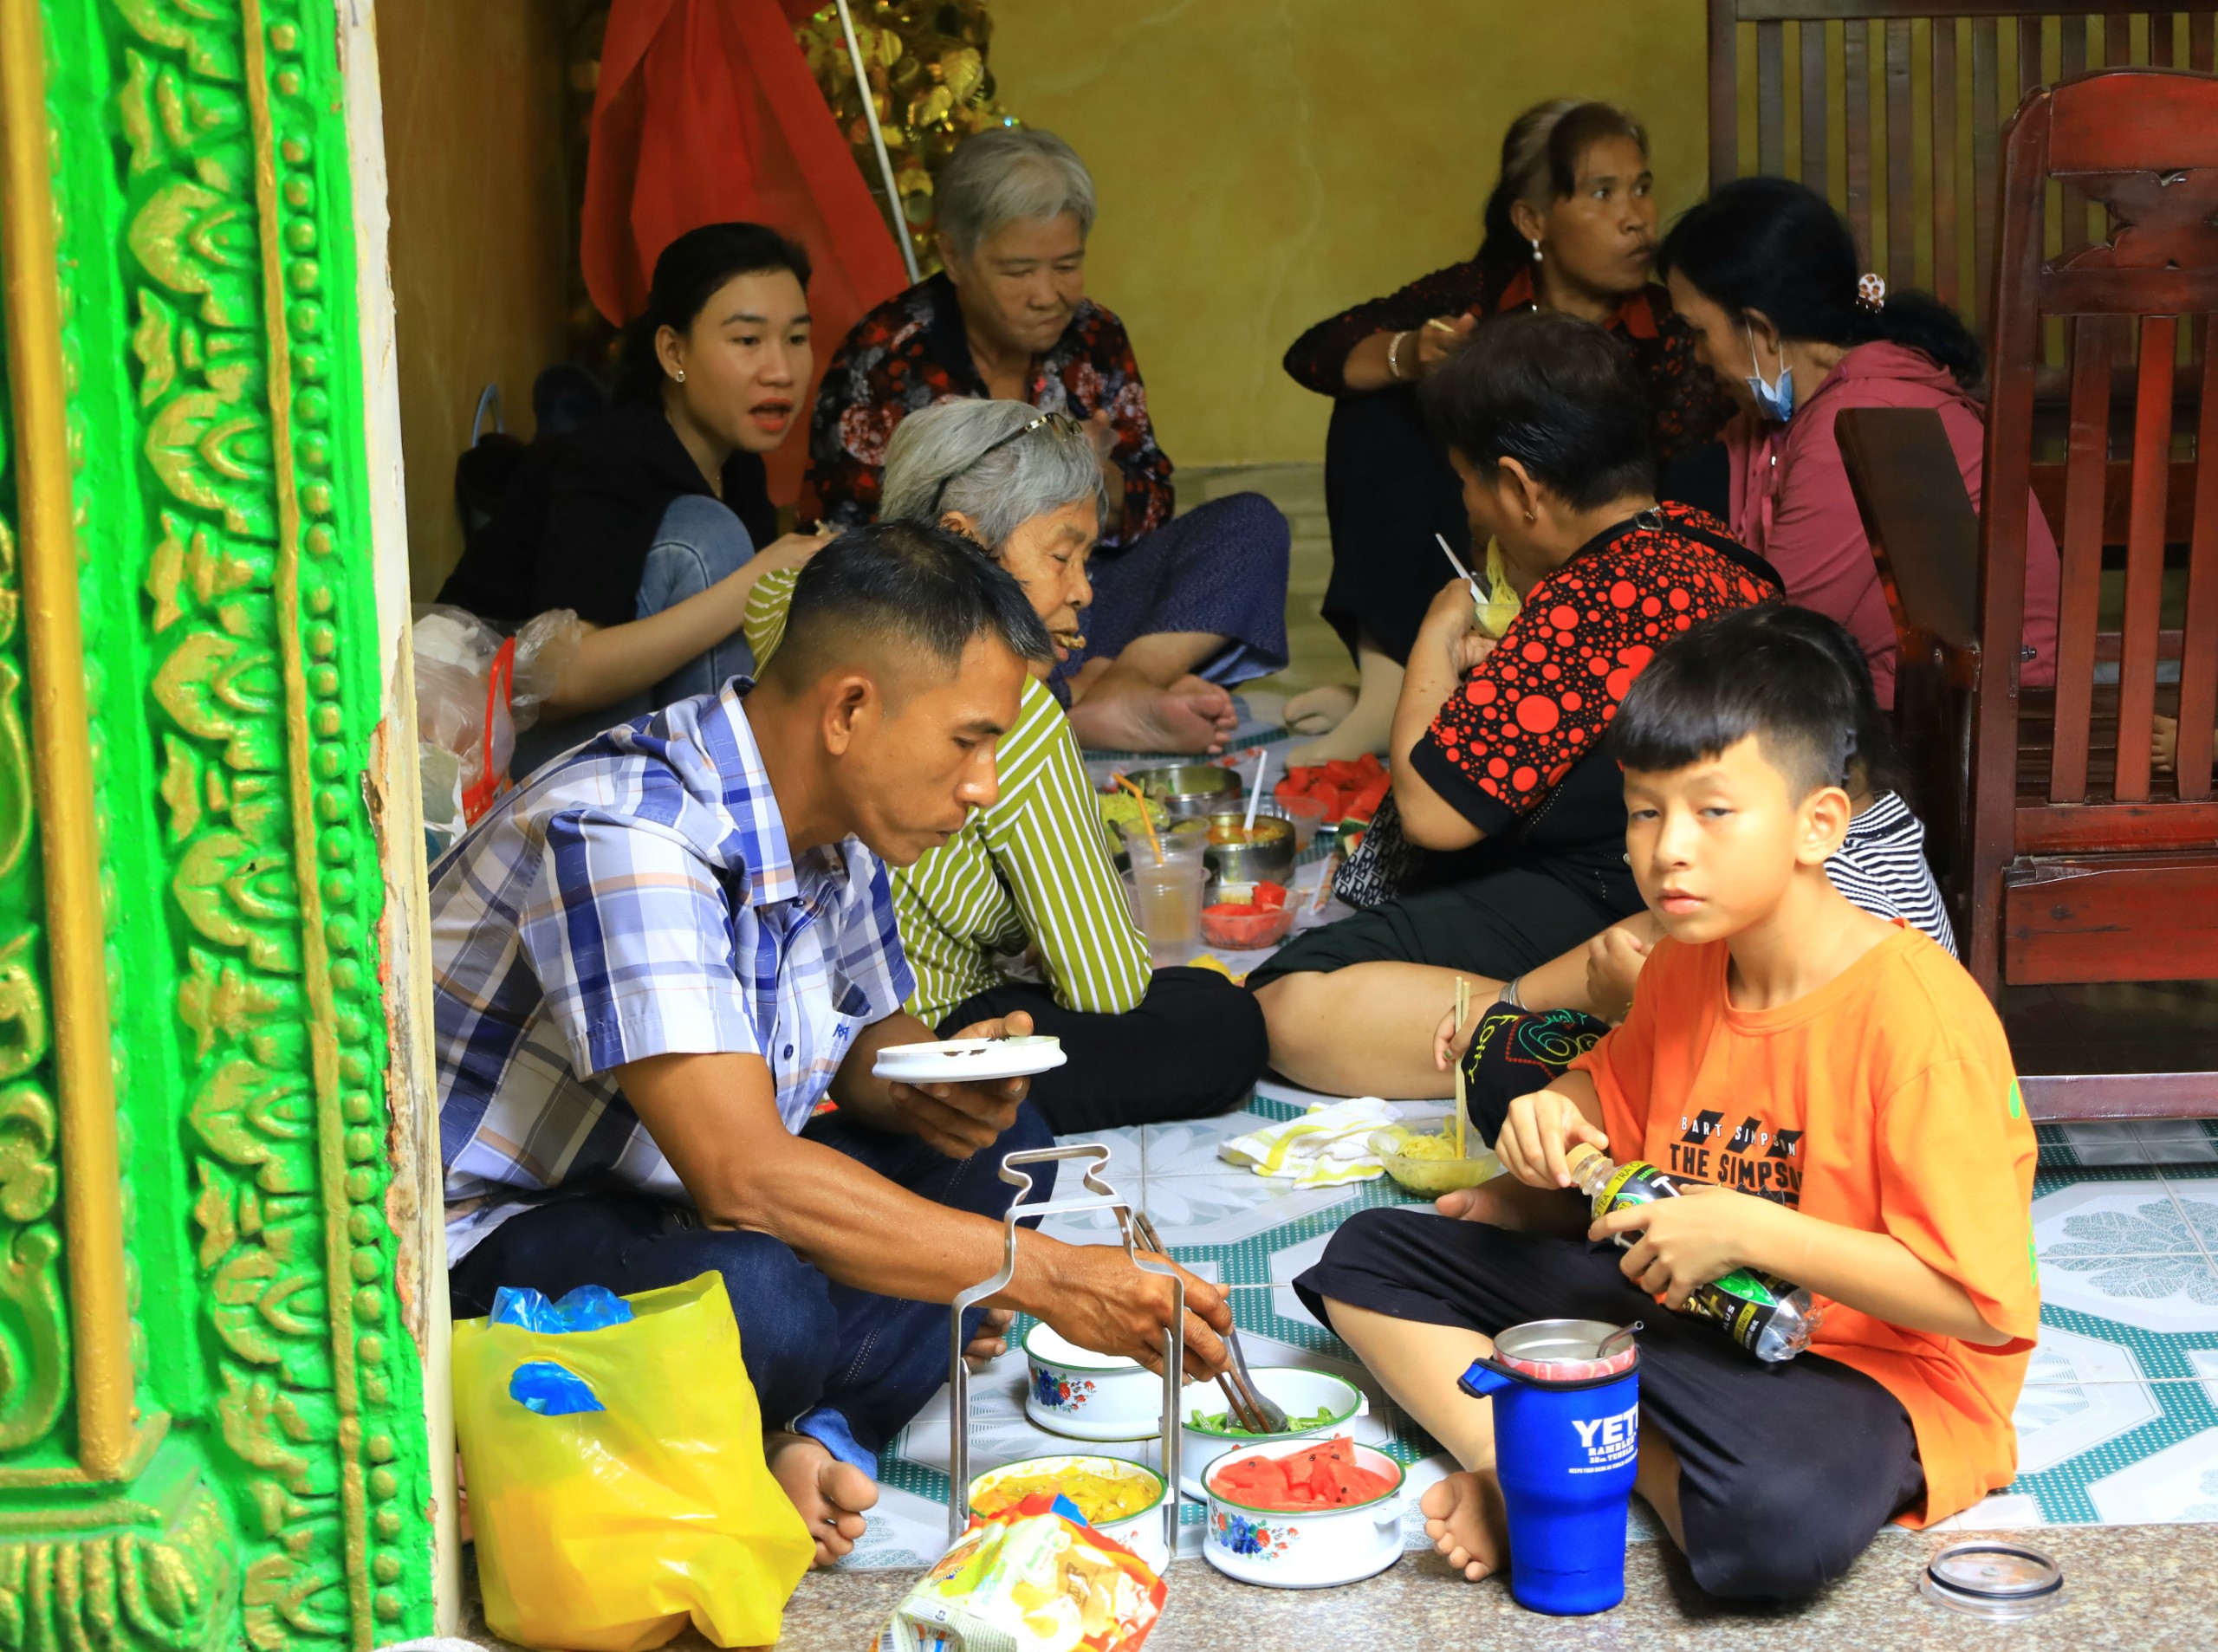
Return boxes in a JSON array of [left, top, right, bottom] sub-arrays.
[[769, 519, 1054, 693], [614, 222, 813, 400], [1418, 310, 1656, 511], [1613, 603, 1893, 800]]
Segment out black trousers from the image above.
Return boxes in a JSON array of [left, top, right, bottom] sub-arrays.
[[1297, 1207, 1925, 1603], [936, 966, 1268, 1135]]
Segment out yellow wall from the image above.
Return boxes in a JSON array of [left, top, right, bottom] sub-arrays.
[[378, 0, 581, 595], [989, 0, 1710, 468]]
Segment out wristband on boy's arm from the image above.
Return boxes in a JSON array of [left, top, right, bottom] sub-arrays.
[[1496, 975, 1524, 1010]]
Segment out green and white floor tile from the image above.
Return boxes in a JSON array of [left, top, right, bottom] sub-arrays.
[[828, 1103, 2218, 1570]]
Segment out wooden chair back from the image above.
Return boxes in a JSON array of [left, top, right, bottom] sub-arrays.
[[1708, 3, 2218, 337], [1973, 66, 2218, 989]]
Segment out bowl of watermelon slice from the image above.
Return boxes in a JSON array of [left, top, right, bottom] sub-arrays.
[[1274, 755, 1391, 845], [1202, 1435, 1406, 1587]]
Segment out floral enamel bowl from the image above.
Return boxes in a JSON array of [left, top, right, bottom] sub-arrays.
[[1201, 1439, 1406, 1589], [969, 1454, 1171, 1574], [1024, 1322, 1164, 1441], [1177, 1368, 1367, 1499]]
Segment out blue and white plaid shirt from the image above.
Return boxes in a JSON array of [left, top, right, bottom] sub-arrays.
[[431, 680, 913, 1261]]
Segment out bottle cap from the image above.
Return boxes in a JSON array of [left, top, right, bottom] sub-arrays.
[[1920, 1541, 2062, 1618]]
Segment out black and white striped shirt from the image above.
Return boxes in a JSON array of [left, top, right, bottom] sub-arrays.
[[1828, 791, 1955, 956]]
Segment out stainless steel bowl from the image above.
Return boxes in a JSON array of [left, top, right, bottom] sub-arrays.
[[1126, 763, 1240, 820], [1200, 811, 1297, 886]]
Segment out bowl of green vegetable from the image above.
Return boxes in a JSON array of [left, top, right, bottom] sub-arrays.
[[1177, 1368, 1367, 1498]]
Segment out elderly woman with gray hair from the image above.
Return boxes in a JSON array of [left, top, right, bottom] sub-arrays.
[[750, 398, 1268, 1132], [808, 128, 1291, 757]]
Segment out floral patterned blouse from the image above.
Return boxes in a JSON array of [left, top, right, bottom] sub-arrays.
[[1281, 262, 1735, 464], [806, 271, 1171, 541]]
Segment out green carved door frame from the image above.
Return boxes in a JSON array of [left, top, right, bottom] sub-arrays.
[[0, 0, 449, 1646]]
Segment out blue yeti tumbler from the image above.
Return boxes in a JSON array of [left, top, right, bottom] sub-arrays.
[[1457, 1319, 1642, 1616]]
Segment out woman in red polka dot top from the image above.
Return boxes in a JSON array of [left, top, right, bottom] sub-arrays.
[[1255, 312, 1782, 1098]]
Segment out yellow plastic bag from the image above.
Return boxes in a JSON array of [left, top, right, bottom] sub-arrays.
[[452, 1272, 814, 1651]]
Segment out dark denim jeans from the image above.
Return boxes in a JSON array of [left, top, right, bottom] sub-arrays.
[[448, 1103, 1056, 1472]]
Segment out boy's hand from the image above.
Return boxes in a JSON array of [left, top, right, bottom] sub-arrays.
[[1496, 1087, 1608, 1189], [1592, 1183, 1761, 1307]]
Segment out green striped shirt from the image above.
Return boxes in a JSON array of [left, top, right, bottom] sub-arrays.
[[745, 569, 1151, 1025]]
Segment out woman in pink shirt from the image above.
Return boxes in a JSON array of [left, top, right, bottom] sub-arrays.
[[1657, 178, 2059, 708]]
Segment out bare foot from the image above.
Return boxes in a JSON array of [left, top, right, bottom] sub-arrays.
[[1284, 683, 1357, 736], [768, 1430, 879, 1567], [1421, 1468, 1508, 1582], [965, 1306, 1015, 1370], [1067, 687, 1231, 755], [2152, 713, 2179, 774]]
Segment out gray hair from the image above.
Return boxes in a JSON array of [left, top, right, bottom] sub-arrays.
[[880, 399, 1105, 551], [937, 128, 1097, 259]]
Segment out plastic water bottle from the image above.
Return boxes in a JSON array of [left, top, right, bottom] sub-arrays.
[[1566, 1145, 1822, 1363]]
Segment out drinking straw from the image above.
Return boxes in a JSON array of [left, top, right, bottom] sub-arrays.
[[1453, 975, 1471, 1159], [1243, 750, 1272, 836], [1117, 775, 1165, 866], [1436, 533, 1484, 606]]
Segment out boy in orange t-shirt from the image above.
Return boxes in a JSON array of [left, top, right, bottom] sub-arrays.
[[1295, 605, 2039, 1601]]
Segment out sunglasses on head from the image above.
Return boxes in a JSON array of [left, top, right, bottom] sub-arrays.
[[927, 410, 1084, 519]]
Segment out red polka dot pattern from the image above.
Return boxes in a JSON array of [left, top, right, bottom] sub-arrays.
[[1424, 505, 1776, 822]]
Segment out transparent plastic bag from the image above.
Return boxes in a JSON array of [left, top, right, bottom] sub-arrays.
[[412, 605, 583, 824]]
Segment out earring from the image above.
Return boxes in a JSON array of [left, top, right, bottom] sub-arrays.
[[1530, 240, 1542, 263], [674, 369, 686, 384]]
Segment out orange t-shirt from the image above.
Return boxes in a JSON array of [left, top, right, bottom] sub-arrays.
[[1570, 920, 2039, 1527]]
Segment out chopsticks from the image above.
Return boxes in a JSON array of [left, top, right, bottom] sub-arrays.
[[1452, 975, 1470, 1160], [1131, 1209, 1274, 1435]]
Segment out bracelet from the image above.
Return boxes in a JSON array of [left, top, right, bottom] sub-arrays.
[[1496, 975, 1524, 1010], [1386, 330, 1411, 381]]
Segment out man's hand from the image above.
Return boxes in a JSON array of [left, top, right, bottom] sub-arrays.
[[887, 1011, 1036, 1159], [1591, 1183, 1757, 1308], [1496, 1085, 1608, 1189], [1037, 1243, 1234, 1381], [1414, 312, 1478, 376]]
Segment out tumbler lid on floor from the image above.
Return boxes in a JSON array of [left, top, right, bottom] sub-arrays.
[[1921, 1541, 2063, 1618]]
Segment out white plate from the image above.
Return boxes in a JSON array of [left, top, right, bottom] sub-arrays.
[[872, 1036, 1068, 1085]]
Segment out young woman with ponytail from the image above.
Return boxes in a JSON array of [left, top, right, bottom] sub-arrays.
[[1278, 99, 1735, 763], [439, 222, 833, 774], [1658, 177, 2060, 708]]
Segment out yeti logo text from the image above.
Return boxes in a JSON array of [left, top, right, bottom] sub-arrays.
[[1571, 1403, 1640, 1464]]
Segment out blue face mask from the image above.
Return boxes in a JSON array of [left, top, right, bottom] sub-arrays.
[[1745, 323, 1794, 423]]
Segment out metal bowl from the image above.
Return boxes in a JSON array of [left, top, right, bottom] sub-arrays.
[[1200, 812, 1297, 887], [1127, 763, 1241, 820]]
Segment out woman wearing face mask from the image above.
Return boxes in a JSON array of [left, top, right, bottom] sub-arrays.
[[745, 398, 1269, 1134], [1658, 177, 2060, 708], [1279, 100, 1735, 764], [440, 222, 834, 775]]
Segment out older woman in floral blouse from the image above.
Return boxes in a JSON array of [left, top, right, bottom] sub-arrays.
[[809, 128, 1291, 756]]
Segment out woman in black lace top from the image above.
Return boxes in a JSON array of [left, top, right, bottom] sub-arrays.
[[1278, 100, 1732, 761]]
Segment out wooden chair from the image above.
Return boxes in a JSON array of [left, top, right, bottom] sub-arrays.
[[1709, 3, 2218, 334], [1837, 67, 2218, 1118]]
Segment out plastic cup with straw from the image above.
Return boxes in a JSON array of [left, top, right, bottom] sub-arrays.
[[1116, 774, 1165, 866]]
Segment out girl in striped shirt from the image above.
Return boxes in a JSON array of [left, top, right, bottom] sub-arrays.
[[748, 399, 1268, 1133]]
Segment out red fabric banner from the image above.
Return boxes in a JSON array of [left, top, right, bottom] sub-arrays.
[[582, 0, 910, 505]]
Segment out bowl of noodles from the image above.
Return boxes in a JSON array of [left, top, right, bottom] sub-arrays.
[[969, 1454, 1170, 1571]]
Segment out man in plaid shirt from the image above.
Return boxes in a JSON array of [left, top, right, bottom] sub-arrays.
[[431, 522, 1231, 1565]]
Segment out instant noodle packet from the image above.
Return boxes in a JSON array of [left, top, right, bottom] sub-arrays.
[[880, 1493, 1165, 1652]]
